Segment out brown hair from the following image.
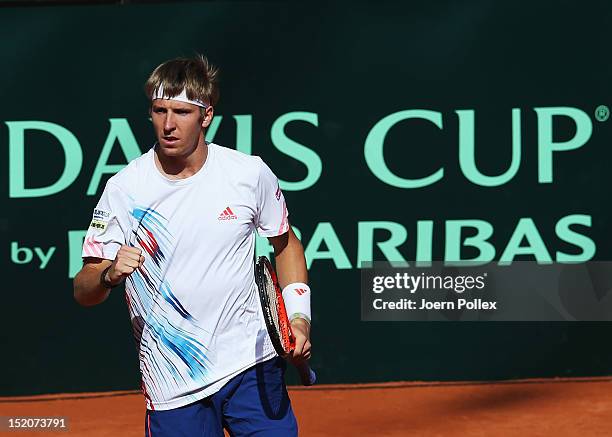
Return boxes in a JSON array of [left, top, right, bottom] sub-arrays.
[[144, 54, 220, 107]]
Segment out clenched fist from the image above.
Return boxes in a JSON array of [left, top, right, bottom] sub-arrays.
[[104, 245, 145, 286], [289, 318, 312, 362]]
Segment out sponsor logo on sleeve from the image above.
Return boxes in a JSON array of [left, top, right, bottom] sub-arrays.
[[93, 209, 110, 220], [90, 209, 110, 231], [89, 219, 108, 231]]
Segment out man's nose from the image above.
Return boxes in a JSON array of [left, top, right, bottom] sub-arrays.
[[163, 113, 176, 132]]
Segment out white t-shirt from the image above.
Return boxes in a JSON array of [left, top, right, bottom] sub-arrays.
[[81, 143, 290, 410]]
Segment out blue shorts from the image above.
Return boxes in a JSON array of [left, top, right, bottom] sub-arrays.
[[144, 357, 298, 436]]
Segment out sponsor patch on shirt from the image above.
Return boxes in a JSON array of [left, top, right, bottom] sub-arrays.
[[93, 209, 110, 220], [89, 219, 108, 231]]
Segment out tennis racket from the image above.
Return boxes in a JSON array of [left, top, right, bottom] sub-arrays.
[[255, 256, 316, 386]]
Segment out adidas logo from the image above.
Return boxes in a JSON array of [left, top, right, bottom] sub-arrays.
[[218, 206, 238, 221], [295, 288, 308, 296]]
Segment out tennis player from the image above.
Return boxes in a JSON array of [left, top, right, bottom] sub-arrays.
[[73, 54, 312, 436]]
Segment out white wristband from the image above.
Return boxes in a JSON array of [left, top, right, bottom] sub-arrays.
[[282, 282, 311, 324]]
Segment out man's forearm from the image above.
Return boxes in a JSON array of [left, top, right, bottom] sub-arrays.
[[273, 228, 308, 288], [271, 228, 311, 327], [73, 263, 112, 307]]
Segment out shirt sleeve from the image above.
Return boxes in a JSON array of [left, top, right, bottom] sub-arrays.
[[81, 181, 132, 260], [255, 158, 290, 237]]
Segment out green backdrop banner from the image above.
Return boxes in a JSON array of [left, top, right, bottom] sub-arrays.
[[2, 1, 612, 396]]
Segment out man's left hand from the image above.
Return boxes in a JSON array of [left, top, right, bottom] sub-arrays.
[[289, 318, 311, 362]]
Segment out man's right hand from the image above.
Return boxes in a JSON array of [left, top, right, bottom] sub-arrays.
[[105, 245, 145, 286]]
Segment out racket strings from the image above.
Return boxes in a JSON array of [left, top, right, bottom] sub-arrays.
[[264, 269, 282, 336], [257, 257, 293, 356]]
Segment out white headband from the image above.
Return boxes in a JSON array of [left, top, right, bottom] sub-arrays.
[[151, 84, 209, 108]]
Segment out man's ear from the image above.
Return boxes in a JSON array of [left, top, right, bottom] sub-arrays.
[[201, 107, 214, 129]]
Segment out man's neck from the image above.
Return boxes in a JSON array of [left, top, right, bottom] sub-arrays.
[[154, 140, 209, 180]]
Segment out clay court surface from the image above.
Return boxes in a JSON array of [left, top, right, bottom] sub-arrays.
[[2, 377, 612, 436]]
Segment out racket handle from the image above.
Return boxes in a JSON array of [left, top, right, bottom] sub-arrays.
[[295, 361, 317, 386]]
